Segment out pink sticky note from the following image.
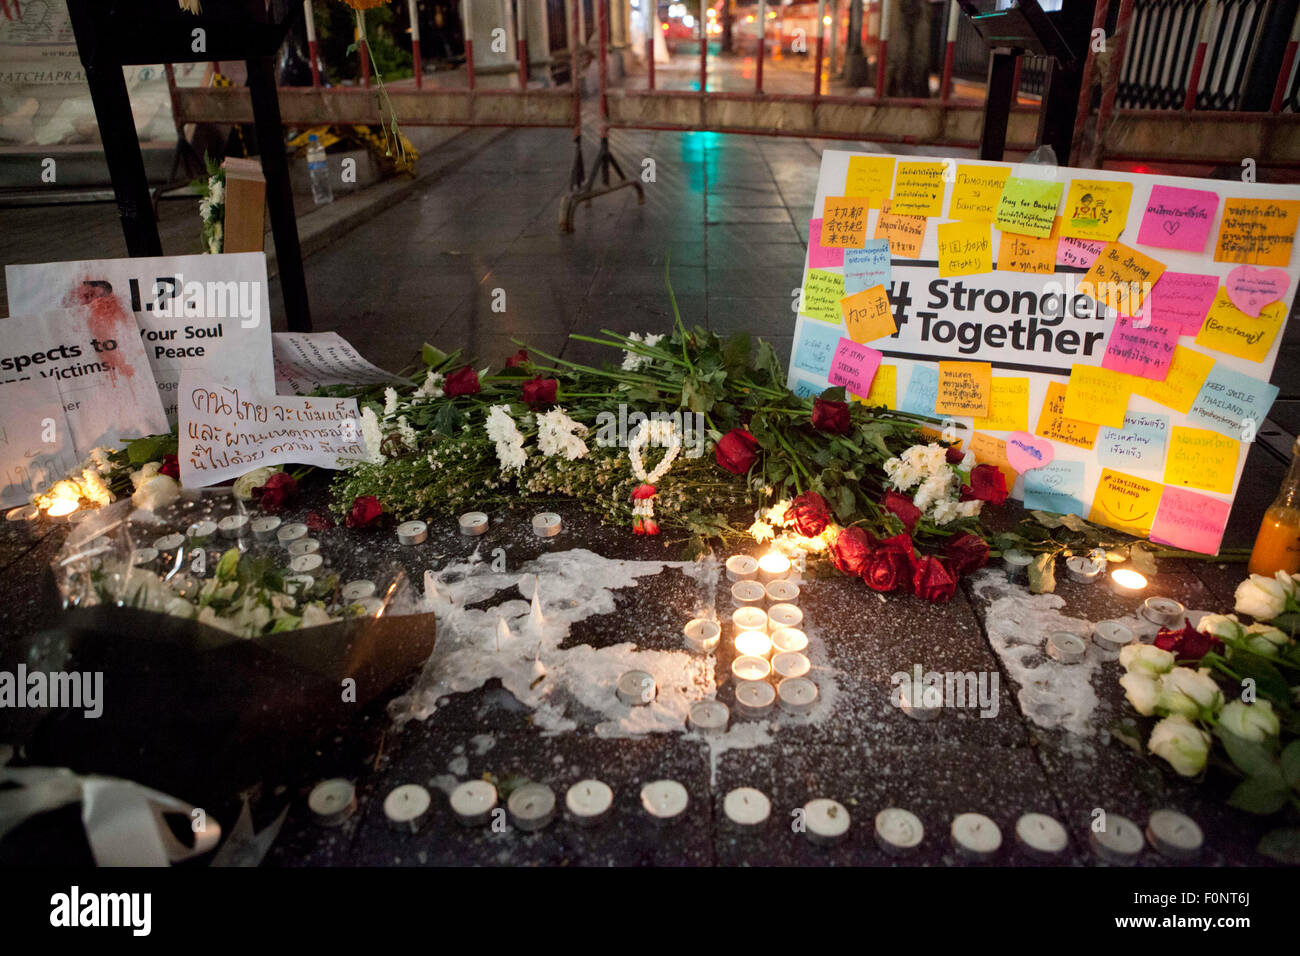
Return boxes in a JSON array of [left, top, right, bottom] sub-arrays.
[[1057, 236, 1106, 269], [1145, 272, 1220, 335], [1136, 184, 1219, 253], [827, 337, 882, 399], [1225, 265, 1289, 318], [1006, 431, 1055, 473], [1150, 486, 1230, 556], [808, 218, 845, 268], [1101, 317, 1179, 380]]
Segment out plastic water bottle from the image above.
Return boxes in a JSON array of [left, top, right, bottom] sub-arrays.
[[307, 134, 332, 205]]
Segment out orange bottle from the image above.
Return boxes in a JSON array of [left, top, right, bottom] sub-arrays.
[[1249, 438, 1300, 577]]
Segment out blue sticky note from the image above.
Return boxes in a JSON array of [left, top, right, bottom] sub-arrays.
[[898, 364, 939, 416], [791, 377, 824, 400], [1187, 365, 1279, 441], [1096, 413, 1169, 473], [843, 239, 892, 298], [792, 320, 843, 378], [1023, 460, 1085, 517]]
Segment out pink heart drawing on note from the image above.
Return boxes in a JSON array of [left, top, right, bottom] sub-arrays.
[[1225, 265, 1288, 318], [1006, 431, 1055, 473]]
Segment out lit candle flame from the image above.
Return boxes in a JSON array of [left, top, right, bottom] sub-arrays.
[[1110, 569, 1148, 591]]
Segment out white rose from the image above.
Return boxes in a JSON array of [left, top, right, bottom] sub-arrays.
[[1120, 672, 1160, 716], [300, 604, 337, 628], [1235, 573, 1288, 621], [232, 466, 280, 500], [1147, 715, 1211, 777], [1242, 623, 1289, 656], [1276, 570, 1299, 601], [1120, 643, 1176, 677], [1218, 699, 1280, 742], [130, 461, 162, 490], [1197, 613, 1244, 643], [1155, 667, 1223, 718], [131, 474, 180, 512]]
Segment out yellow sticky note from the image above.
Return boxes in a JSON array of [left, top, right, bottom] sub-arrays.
[[1215, 198, 1300, 267], [949, 164, 1011, 221], [994, 177, 1064, 237], [820, 196, 869, 248], [890, 162, 946, 217], [998, 217, 1060, 274], [800, 269, 845, 323], [1131, 345, 1215, 414], [937, 221, 993, 277], [844, 155, 896, 209], [1165, 426, 1240, 494], [969, 432, 1018, 491], [840, 285, 896, 343], [1080, 241, 1166, 313], [1061, 179, 1133, 242], [1034, 381, 1099, 450], [1062, 364, 1132, 428], [1194, 288, 1286, 363], [873, 210, 926, 258], [1089, 468, 1163, 536], [936, 361, 993, 418], [973, 377, 1030, 432], [861, 363, 897, 408]]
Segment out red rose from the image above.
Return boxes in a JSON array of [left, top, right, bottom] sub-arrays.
[[788, 491, 831, 537], [811, 397, 850, 435], [944, 532, 989, 577], [159, 454, 180, 480], [252, 471, 298, 513], [1154, 620, 1223, 663], [883, 491, 922, 532], [966, 464, 1008, 506], [305, 510, 335, 532], [505, 349, 530, 368], [345, 494, 383, 528], [715, 428, 760, 475], [444, 366, 481, 397], [522, 376, 557, 408], [829, 526, 871, 576], [945, 446, 965, 465], [872, 530, 915, 556], [862, 548, 912, 593], [913, 555, 958, 603]]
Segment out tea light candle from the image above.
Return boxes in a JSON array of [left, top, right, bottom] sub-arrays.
[[683, 618, 721, 654], [1002, 549, 1032, 582], [277, 522, 309, 544], [731, 655, 771, 683], [459, 511, 488, 536], [449, 780, 497, 826], [770, 627, 808, 654], [734, 680, 775, 718], [900, 683, 942, 721], [565, 780, 613, 826], [725, 554, 758, 582], [757, 552, 791, 583], [1015, 813, 1068, 860], [532, 512, 561, 538], [342, 579, 376, 602], [507, 783, 556, 831], [286, 574, 314, 594], [723, 787, 770, 828], [732, 606, 769, 635], [251, 515, 282, 541], [1109, 568, 1148, 596], [1046, 631, 1087, 664], [287, 538, 320, 556], [396, 520, 428, 546], [771, 651, 811, 680], [1141, 596, 1185, 628], [1065, 554, 1103, 583], [777, 676, 818, 714], [307, 779, 356, 827], [1092, 620, 1135, 654], [731, 580, 766, 606], [875, 808, 924, 856], [640, 780, 688, 823], [357, 597, 386, 616], [803, 799, 850, 846], [152, 532, 184, 552], [767, 603, 803, 630], [290, 553, 324, 574], [688, 699, 730, 734], [764, 579, 800, 604], [1090, 813, 1144, 864], [5, 505, 39, 538], [217, 514, 249, 538], [1147, 809, 1203, 861], [616, 670, 657, 706], [187, 520, 218, 540], [734, 630, 773, 659], [129, 547, 159, 566], [951, 813, 1002, 861], [383, 784, 431, 831]]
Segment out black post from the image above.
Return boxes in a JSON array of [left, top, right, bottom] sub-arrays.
[[245, 55, 312, 332], [66, 0, 162, 257], [1036, 0, 1097, 164], [980, 50, 1020, 161]]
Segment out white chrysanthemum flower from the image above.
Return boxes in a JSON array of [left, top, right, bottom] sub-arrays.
[[359, 406, 384, 463], [208, 178, 224, 207], [78, 468, 114, 506], [913, 472, 957, 514], [749, 520, 774, 543], [198, 197, 213, 221], [486, 404, 527, 474], [764, 500, 791, 527], [413, 370, 444, 400], [620, 332, 666, 371], [396, 415, 418, 450], [87, 447, 114, 474], [383, 387, 400, 418], [536, 408, 589, 460], [130, 460, 162, 490]]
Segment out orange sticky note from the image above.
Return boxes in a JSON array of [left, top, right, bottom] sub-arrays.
[[874, 209, 926, 258], [860, 363, 897, 408], [1062, 364, 1132, 428], [969, 431, 1018, 491], [1194, 288, 1286, 363], [1214, 198, 1300, 267], [1131, 345, 1215, 414], [937, 220, 993, 277], [820, 196, 869, 248], [949, 164, 1011, 221], [1080, 241, 1166, 313], [890, 162, 946, 217], [998, 217, 1060, 274], [1034, 381, 1099, 450], [844, 155, 896, 209], [1164, 426, 1241, 494], [840, 285, 896, 343], [1060, 179, 1133, 243], [936, 361, 993, 418], [1089, 468, 1163, 536], [973, 377, 1030, 432]]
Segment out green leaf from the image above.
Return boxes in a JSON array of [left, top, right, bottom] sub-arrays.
[[754, 339, 783, 381], [1028, 552, 1056, 594], [1226, 654, 1292, 708], [1030, 510, 1063, 529], [819, 385, 847, 403], [1281, 740, 1300, 790], [126, 435, 164, 465], [1060, 513, 1089, 532], [1128, 543, 1158, 577], [1227, 775, 1290, 815], [1258, 827, 1300, 864], [722, 332, 751, 372], [422, 343, 448, 367], [1215, 726, 1280, 779]]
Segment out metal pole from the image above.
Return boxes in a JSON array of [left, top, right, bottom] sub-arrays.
[[464, 0, 476, 89], [409, 0, 423, 88], [358, 14, 371, 87], [875, 0, 889, 99], [1090, 0, 1136, 167], [757, 0, 767, 92], [979, 49, 1018, 160], [305, 0, 322, 87], [518, 0, 530, 88], [1185, 1, 1214, 111], [647, 4, 656, 90], [1070, 0, 1112, 164], [700, 2, 709, 94], [1271, 5, 1300, 113], [940, 0, 957, 102], [1010, 54, 1022, 103], [599, 0, 610, 135], [814, 0, 826, 97], [830, 0, 840, 76]]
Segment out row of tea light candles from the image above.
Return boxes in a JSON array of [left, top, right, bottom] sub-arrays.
[[308, 775, 1205, 860]]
